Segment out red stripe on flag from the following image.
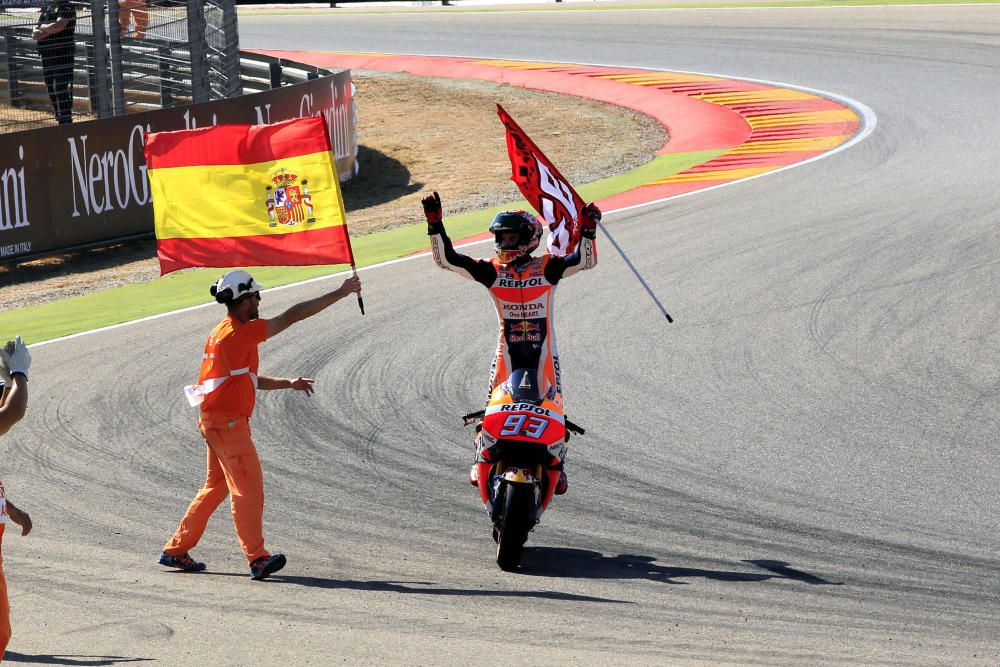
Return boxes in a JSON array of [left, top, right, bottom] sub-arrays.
[[156, 225, 353, 275], [145, 116, 333, 169]]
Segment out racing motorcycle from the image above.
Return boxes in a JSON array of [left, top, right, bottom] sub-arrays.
[[463, 368, 584, 571]]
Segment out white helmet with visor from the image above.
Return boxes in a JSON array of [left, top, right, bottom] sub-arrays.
[[210, 270, 264, 304]]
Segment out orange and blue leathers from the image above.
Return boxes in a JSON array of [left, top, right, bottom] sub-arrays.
[[429, 223, 597, 401]]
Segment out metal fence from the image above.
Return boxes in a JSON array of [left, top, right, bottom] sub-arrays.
[[0, 0, 242, 131]]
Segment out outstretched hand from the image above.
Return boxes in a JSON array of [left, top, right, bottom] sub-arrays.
[[7, 503, 31, 536], [290, 377, 315, 396], [422, 191, 442, 225]]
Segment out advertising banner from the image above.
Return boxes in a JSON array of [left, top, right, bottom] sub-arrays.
[[0, 70, 356, 263]]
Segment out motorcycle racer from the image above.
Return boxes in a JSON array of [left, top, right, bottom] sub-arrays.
[[423, 191, 600, 494]]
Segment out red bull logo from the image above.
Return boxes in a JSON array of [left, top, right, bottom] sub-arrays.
[[508, 320, 541, 343]]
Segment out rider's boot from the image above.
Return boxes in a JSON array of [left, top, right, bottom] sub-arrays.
[[555, 470, 568, 495]]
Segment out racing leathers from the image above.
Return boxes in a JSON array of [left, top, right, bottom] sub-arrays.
[[428, 221, 597, 403]]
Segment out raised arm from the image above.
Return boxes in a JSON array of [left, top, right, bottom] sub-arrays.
[[266, 275, 362, 339], [547, 202, 600, 282], [424, 191, 496, 287]]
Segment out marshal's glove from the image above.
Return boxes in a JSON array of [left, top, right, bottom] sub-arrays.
[[6, 336, 30, 379], [580, 202, 601, 239], [422, 191, 443, 233]]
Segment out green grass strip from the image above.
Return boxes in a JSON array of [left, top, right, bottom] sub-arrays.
[[1, 149, 722, 343]]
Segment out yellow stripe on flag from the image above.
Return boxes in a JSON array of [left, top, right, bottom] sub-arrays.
[[150, 150, 345, 240]]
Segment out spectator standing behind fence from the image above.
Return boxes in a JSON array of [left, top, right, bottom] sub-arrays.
[[119, 0, 148, 38], [32, 0, 76, 125]]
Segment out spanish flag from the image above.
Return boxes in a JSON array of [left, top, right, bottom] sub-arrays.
[[145, 116, 355, 275]]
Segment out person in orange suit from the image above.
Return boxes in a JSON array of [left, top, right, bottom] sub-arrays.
[[159, 270, 362, 581], [0, 337, 34, 660], [119, 0, 148, 38]]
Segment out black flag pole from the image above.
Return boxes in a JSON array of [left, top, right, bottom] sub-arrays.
[[596, 220, 673, 322], [352, 265, 365, 315]]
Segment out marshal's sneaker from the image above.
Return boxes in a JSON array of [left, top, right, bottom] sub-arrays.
[[158, 551, 206, 572], [249, 553, 286, 580]]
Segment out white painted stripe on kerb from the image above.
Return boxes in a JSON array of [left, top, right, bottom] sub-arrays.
[[27, 60, 875, 350]]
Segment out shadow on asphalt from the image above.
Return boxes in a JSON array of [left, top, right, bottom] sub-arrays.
[[518, 549, 843, 586], [2, 654, 153, 665], [195, 570, 629, 603], [342, 145, 421, 212]]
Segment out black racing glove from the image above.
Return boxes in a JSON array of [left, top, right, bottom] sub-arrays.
[[580, 202, 601, 239], [423, 191, 443, 233]]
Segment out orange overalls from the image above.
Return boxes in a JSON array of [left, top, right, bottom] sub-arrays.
[[163, 316, 273, 565], [118, 0, 148, 38], [0, 482, 11, 659]]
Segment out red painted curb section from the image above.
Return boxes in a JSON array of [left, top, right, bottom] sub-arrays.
[[252, 51, 860, 214]]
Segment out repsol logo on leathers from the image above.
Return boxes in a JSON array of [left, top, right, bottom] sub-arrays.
[[498, 277, 543, 288]]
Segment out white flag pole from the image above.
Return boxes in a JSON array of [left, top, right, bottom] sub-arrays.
[[595, 220, 673, 322]]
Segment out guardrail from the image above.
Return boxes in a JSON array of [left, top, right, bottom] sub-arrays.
[[0, 0, 241, 131], [0, 35, 331, 131]]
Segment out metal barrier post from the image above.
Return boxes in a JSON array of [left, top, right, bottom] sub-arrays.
[[108, 0, 126, 114], [90, 0, 113, 118], [186, 0, 210, 103], [158, 46, 173, 107], [221, 0, 243, 97], [269, 61, 282, 89], [1, 31, 21, 109]]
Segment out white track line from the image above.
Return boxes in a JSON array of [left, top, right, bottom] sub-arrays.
[[30, 60, 876, 348]]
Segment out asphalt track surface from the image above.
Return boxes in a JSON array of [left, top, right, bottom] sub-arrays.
[[4, 5, 999, 665]]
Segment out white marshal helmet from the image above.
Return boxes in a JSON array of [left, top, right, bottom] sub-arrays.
[[210, 270, 264, 304]]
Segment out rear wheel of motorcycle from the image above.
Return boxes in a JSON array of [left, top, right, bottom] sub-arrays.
[[496, 483, 532, 571]]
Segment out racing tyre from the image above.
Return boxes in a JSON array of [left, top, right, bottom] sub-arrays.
[[496, 483, 533, 571]]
